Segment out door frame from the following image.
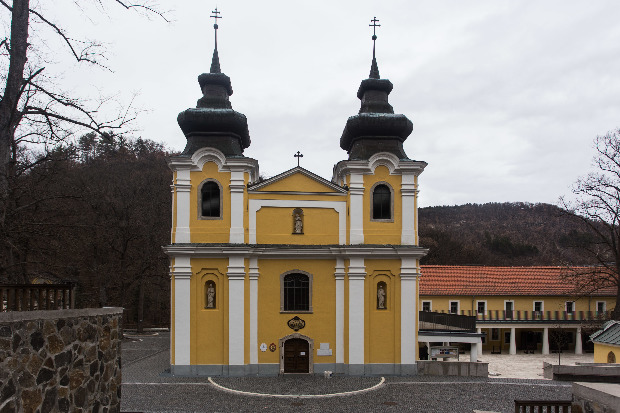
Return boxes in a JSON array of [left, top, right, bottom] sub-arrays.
[[279, 333, 314, 374]]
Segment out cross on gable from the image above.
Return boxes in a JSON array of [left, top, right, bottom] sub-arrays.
[[294, 151, 304, 167]]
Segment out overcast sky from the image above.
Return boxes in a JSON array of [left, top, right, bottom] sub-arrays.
[[15, 0, 620, 207]]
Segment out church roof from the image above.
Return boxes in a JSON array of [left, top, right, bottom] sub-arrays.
[[339, 18, 413, 161], [420, 265, 617, 297], [590, 321, 620, 346], [177, 9, 250, 157], [249, 166, 347, 193]]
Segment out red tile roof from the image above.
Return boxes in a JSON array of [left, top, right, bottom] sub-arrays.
[[420, 265, 617, 297]]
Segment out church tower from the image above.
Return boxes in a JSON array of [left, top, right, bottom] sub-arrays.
[[166, 14, 427, 377]]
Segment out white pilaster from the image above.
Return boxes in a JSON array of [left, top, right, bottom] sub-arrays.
[[477, 328, 482, 355], [401, 173, 417, 245], [227, 256, 246, 366], [348, 257, 366, 365], [349, 173, 365, 244], [470, 342, 479, 362], [334, 258, 345, 366], [575, 327, 583, 355], [249, 257, 259, 365], [509, 327, 516, 355], [175, 168, 191, 243], [400, 258, 419, 365], [173, 256, 192, 365], [542, 327, 549, 355], [229, 170, 245, 244]]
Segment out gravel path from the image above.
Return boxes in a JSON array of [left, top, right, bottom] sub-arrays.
[[121, 331, 574, 413]]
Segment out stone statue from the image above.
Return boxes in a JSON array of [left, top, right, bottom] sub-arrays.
[[294, 214, 303, 234], [207, 284, 215, 308], [377, 284, 386, 309]]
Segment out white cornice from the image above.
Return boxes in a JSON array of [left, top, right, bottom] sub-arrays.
[[332, 153, 428, 182], [168, 147, 260, 183], [163, 244, 428, 260]]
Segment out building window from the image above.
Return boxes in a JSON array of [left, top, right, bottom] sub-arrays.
[[422, 301, 432, 312], [205, 281, 216, 309], [481, 331, 487, 344], [371, 183, 393, 221], [281, 271, 313, 313], [596, 301, 606, 313], [477, 301, 486, 315], [377, 282, 387, 310], [504, 331, 511, 344], [533, 301, 543, 313], [491, 328, 500, 341], [565, 301, 575, 314], [200, 180, 222, 218], [449, 301, 459, 314], [608, 351, 616, 363], [505, 301, 514, 319]]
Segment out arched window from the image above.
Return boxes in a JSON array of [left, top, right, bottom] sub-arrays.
[[201, 181, 221, 218], [608, 351, 616, 363], [281, 272, 312, 312], [372, 183, 392, 220]]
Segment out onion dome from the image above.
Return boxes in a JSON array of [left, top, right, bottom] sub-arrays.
[[340, 21, 412, 160], [177, 11, 250, 157]]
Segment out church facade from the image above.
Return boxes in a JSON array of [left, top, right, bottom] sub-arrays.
[[165, 21, 427, 376]]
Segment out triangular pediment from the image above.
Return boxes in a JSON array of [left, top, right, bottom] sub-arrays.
[[249, 167, 346, 193]]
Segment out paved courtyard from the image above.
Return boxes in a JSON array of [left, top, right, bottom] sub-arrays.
[[121, 331, 582, 412]]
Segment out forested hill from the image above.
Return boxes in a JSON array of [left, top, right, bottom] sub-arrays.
[[418, 202, 598, 266]]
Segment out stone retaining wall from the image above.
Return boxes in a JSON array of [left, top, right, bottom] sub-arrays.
[[543, 361, 620, 383], [0, 307, 123, 413], [572, 382, 620, 413], [417, 360, 488, 377]]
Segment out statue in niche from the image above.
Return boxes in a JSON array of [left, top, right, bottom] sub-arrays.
[[377, 283, 386, 309], [206, 282, 216, 308], [293, 209, 303, 234]]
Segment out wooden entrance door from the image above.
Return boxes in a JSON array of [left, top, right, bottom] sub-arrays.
[[283, 338, 309, 373]]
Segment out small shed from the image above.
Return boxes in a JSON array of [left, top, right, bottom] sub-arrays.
[[591, 320, 620, 363]]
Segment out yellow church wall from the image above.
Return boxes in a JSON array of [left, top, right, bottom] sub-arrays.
[[256, 173, 342, 193], [363, 166, 402, 245], [255, 207, 339, 244], [256, 259, 337, 366], [189, 162, 232, 244], [365, 260, 402, 364], [594, 342, 620, 363], [190, 258, 230, 365]]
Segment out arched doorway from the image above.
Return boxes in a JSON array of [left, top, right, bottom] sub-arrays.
[[279, 333, 314, 374]]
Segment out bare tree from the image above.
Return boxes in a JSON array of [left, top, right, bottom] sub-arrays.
[[560, 129, 620, 320], [0, 0, 167, 281]]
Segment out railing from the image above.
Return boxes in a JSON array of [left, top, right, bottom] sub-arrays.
[[515, 399, 571, 412], [476, 309, 612, 323], [419, 311, 476, 332], [0, 284, 75, 311]]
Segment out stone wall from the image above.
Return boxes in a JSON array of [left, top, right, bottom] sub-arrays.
[[417, 360, 488, 377], [572, 382, 620, 413], [543, 361, 620, 383], [0, 307, 123, 413]]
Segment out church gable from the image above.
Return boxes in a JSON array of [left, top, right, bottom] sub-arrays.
[[250, 167, 346, 194]]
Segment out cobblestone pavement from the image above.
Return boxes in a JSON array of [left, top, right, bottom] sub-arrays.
[[121, 331, 573, 413]]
